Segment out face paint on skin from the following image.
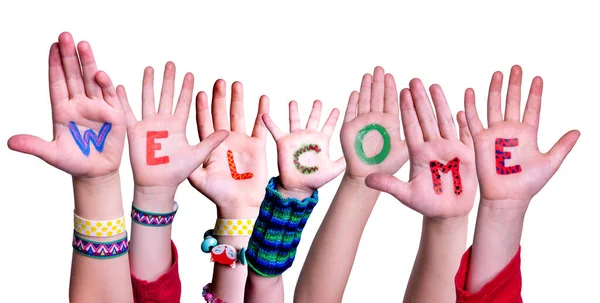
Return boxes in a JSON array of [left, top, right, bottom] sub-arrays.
[[354, 124, 391, 165], [146, 131, 170, 165], [495, 138, 522, 175], [228, 150, 254, 180], [293, 144, 321, 174], [430, 157, 462, 195], [68, 121, 112, 157]]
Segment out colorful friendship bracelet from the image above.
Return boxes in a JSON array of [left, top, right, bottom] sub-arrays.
[[131, 202, 179, 227], [72, 232, 129, 259], [202, 283, 226, 303], [213, 218, 255, 236], [246, 177, 318, 277], [74, 213, 126, 238], [201, 229, 247, 268]]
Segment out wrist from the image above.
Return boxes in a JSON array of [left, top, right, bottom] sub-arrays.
[[479, 198, 529, 223], [73, 171, 124, 220], [217, 206, 260, 219], [133, 185, 177, 212], [424, 214, 469, 230], [276, 182, 314, 200]]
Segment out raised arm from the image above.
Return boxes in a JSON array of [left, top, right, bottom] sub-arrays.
[[365, 79, 477, 302], [117, 62, 227, 302], [244, 100, 345, 302], [8, 32, 133, 302], [295, 66, 409, 302], [188, 80, 269, 303], [462, 66, 579, 298]]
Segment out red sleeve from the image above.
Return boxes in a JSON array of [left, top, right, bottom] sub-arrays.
[[455, 246, 522, 303], [131, 241, 182, 303]]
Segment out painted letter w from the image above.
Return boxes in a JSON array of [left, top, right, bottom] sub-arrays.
[[68, 121, 112, 156]]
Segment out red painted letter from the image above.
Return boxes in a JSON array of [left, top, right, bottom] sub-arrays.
[[495, 138, 522, 175], [227, 150, 254, 180], [147, 131, 170, 165], [430, 157, 462, 195]]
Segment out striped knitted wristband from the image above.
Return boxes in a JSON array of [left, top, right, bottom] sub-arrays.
[[246, 177, 318, 277]]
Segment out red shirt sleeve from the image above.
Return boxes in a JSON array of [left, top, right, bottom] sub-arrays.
[[131, 241, 182, 303], [455, 246, 522, 303]]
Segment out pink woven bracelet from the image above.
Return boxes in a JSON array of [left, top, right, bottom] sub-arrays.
[[202, 283, 226, 303]]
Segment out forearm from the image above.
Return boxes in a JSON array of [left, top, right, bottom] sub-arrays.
[[70, 172, 134, 303], [129, 186, 175, 281], [244, 184, 309, 303], [211, 206, 259, 303], [466, 198, 527, 293], [295, 174, 380, 303], [403, 216, 469, 303]]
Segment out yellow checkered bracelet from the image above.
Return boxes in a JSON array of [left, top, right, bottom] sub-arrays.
[[214, 219, 255, 236], [74, 213, 127, 238]]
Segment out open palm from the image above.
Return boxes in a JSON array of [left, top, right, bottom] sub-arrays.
[[340, 66, 408, 179], [464, 65, 580, 205], [118, 62, 228, 188], [189, 80, 269, 209], [8, 32, 125, 178], [262, 100, 345, 192], [366, 79, 477, 219]]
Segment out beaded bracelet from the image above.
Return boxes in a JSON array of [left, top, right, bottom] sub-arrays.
[[131, 202, 179, 227], [201, 229, 247, 268], [72, 232, 129, 259], [202, 283, 226, 303]]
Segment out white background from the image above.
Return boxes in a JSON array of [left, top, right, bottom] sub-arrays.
[[0, 0, 598, 302]]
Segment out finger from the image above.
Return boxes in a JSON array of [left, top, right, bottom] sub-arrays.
[[399, 88, 424, 148], [343, 91, 359, 122], [94, 71, 120, 108], [196, 91, 214, 140], [76, 41, 102, 99], [141, 66, 156, 119], [383, 74, 399, 115], [487, 71, 504, 127], [174, 72, 195, 124], [305, 100, 322, 130], [7, 135, 56, 166], [289, 100, 302, 132], [365, 173, 410, 202], [546, 130, 580, 173], [192, 130, 229, 167], [262, 114, 284, 141], [48, 43, 68, 103], [505, 65, 523, 122], [116, 85, 137, 127], [332, 156, 346, 177], [58, 32, 85, 97], [212, 79, 229, 130], [357, 73, 372, 115], [251, 95, 270, 140], [522, 76, 543, 131], [430, 84, 458, 140], [321, 108, 340, 137], [370, 66, 385, 112], [230, 81, 246, 134], [456, 111, 473, 147], [157, 62, 176, 115], [464, 88, 484, 137], [409, 78, 440, 141]]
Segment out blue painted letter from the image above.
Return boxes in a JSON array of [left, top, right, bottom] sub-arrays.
[[68, 121, 112, 156]]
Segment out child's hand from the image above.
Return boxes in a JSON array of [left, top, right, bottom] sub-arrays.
[[261, 100, 345, 196], [464, 65, 579, 209], [366, 80, 477, 219], [188, 80, 269, 217], [117, 62, 228, 195], [8, 32, 126, 178], [340, 66, 408, 181]]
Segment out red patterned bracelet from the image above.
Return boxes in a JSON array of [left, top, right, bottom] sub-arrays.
[[202, 283, 226, 303]]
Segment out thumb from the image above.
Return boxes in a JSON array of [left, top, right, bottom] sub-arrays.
[[365, 173, 410, 202], [8, 134, 56, 166], [546, 129, 580, 173], [192, 130, 229, 167]]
